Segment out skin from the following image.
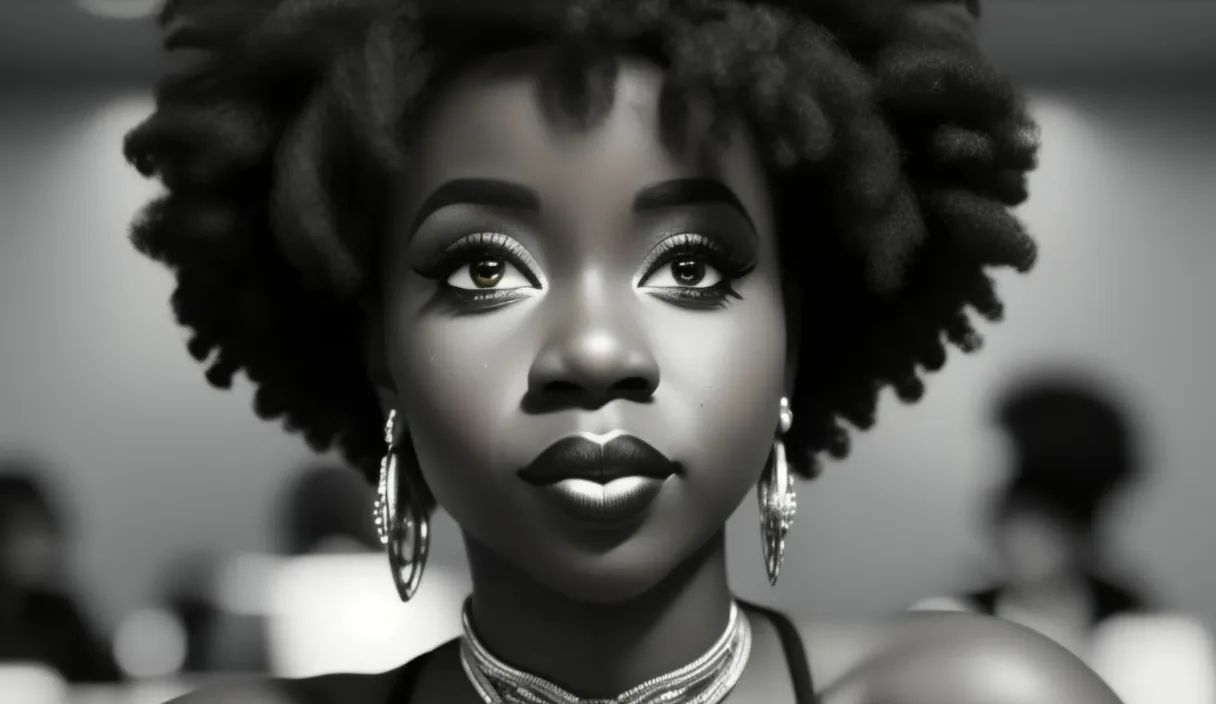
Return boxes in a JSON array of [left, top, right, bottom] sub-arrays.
[[171, 50, 1123, 704], [993, 500, 1093, 591]]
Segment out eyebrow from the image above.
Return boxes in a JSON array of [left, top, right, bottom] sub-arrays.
[[409, 178, 541, 235], [631, 178, 756, 231]]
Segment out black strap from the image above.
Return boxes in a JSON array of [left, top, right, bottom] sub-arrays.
[[385, 643, 439, 703], [740, 601, 817, 704]]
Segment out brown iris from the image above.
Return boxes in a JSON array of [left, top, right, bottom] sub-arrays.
[[671, 258, 706, 286], [470, 259, 505, 288]]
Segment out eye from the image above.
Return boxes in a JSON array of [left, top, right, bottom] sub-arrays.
[[446, 258, 534, 291], [640, 256, 725, 289]]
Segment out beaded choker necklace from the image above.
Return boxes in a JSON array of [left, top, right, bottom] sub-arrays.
[[458, 600, 752, 704]]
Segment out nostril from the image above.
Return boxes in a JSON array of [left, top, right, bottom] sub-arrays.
[[612, 377, 653, 395], [542, 380, 582, 396]]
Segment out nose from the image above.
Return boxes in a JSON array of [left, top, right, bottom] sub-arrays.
[[526, 287, 660, 409]]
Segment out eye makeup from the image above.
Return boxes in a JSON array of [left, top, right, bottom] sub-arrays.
[[411, 230, 544, 311], [402, 176, 762, 314], [637, 231, 758, 309]]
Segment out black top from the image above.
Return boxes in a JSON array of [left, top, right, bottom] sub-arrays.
[[385, 601, 816, 703]]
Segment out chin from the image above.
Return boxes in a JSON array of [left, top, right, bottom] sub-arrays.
[[518, 530, 699, 605], [539, 565, 676, 606]]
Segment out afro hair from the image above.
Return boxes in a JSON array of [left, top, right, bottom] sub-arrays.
[[125, 0, 1040, 507]]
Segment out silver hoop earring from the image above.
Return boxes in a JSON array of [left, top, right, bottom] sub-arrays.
[[373, 410, 429, 602], [757, 397, 797, 586]]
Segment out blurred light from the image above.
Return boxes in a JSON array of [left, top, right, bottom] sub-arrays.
[[1091, 615, 1216, 704], [216, 553, 282, 616], [113, 608, 188, 679], [267, 554, 470, 678], [0, 665, 67, 704], [75, 0, 159, 20]]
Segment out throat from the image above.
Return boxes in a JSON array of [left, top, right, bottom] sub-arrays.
[[460, 531, 737, 700]]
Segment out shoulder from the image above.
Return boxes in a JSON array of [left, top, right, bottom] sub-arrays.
[[794, 612, 1122, 704], [906, 595, 974, 612], [166, 670, 399, 704]]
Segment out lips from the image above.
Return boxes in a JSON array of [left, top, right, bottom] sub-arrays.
[[518, 434, 680, 524], [517, 434, 680, 485]]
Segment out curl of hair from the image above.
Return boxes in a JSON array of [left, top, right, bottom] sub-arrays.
[[126, 0, 1039, 507]]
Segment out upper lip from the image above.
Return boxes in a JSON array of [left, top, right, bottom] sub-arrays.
[[517, 434, 680, 485]]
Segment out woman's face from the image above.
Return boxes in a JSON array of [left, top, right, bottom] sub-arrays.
[[994, 502, 1085, 587], [379, 50, 788, 603]]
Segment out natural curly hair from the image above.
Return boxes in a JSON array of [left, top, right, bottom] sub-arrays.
[[125, 0, 1039, 510]]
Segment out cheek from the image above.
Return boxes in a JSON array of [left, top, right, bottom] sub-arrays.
[[650, 274, 787, 485], [386, 290, 539, 480]]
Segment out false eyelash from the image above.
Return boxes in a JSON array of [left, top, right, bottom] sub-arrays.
[[638, 232, 757, 286], [413, 231, 543, 288]]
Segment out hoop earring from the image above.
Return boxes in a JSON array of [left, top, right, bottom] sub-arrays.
[[373, 410, 429, 602], [757, 397, 797, 586]]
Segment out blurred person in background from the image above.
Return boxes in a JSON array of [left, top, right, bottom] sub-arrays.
[[281, 463, 380, 556], [917, 376, 1150, 646], [158, 551, 224, 674], [914, 374, 1215, 703], [0, 458, 124, 683]]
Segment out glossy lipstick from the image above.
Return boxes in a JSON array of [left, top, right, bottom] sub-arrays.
[[518, 433, 679, 523]]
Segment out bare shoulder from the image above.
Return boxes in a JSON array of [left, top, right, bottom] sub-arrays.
[[793, 612, 1123, 704], [166, 670, 398, 704]]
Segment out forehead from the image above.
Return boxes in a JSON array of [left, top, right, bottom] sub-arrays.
[[402, 48, 770, 222]]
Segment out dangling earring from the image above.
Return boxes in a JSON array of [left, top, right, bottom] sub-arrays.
[[757, 397, 797, 586], [373, 410, 429, 602]]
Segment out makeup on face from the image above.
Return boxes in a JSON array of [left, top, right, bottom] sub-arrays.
[[403, 176, 760, 312], [517, 432, 680, 523]]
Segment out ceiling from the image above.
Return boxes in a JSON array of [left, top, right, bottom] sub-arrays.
[[0, 0, 1212, 87]]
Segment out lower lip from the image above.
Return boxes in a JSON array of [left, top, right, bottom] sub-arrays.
[[536, 476, 668, 523]]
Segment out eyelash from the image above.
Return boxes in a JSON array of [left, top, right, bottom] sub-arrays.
[[637, 233, 756, 308], [412, 232, 543, 306]]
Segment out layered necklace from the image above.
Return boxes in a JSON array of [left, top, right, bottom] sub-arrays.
[[458, 600, 753, 704]]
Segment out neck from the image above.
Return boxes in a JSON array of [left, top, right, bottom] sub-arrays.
[[462, 531, 734, 699], [1004, 571, 1093, 611]]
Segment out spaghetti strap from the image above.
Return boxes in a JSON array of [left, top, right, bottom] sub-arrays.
[[740, 601, 817, 704]]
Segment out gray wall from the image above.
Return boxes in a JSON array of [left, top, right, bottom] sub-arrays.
[[0, 84, 1213, 631]]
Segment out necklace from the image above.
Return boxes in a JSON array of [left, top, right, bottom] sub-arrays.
[[458, 600, 753, 704]]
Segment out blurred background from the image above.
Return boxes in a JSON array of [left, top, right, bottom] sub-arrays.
[[0, 0, 1213, 702]]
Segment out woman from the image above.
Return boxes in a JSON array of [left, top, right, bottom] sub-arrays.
[[921, 379, 1150, 648], [0, 464, 124, 683], [126, 0, 1122, 702], [913, 377, 1215, 704]]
